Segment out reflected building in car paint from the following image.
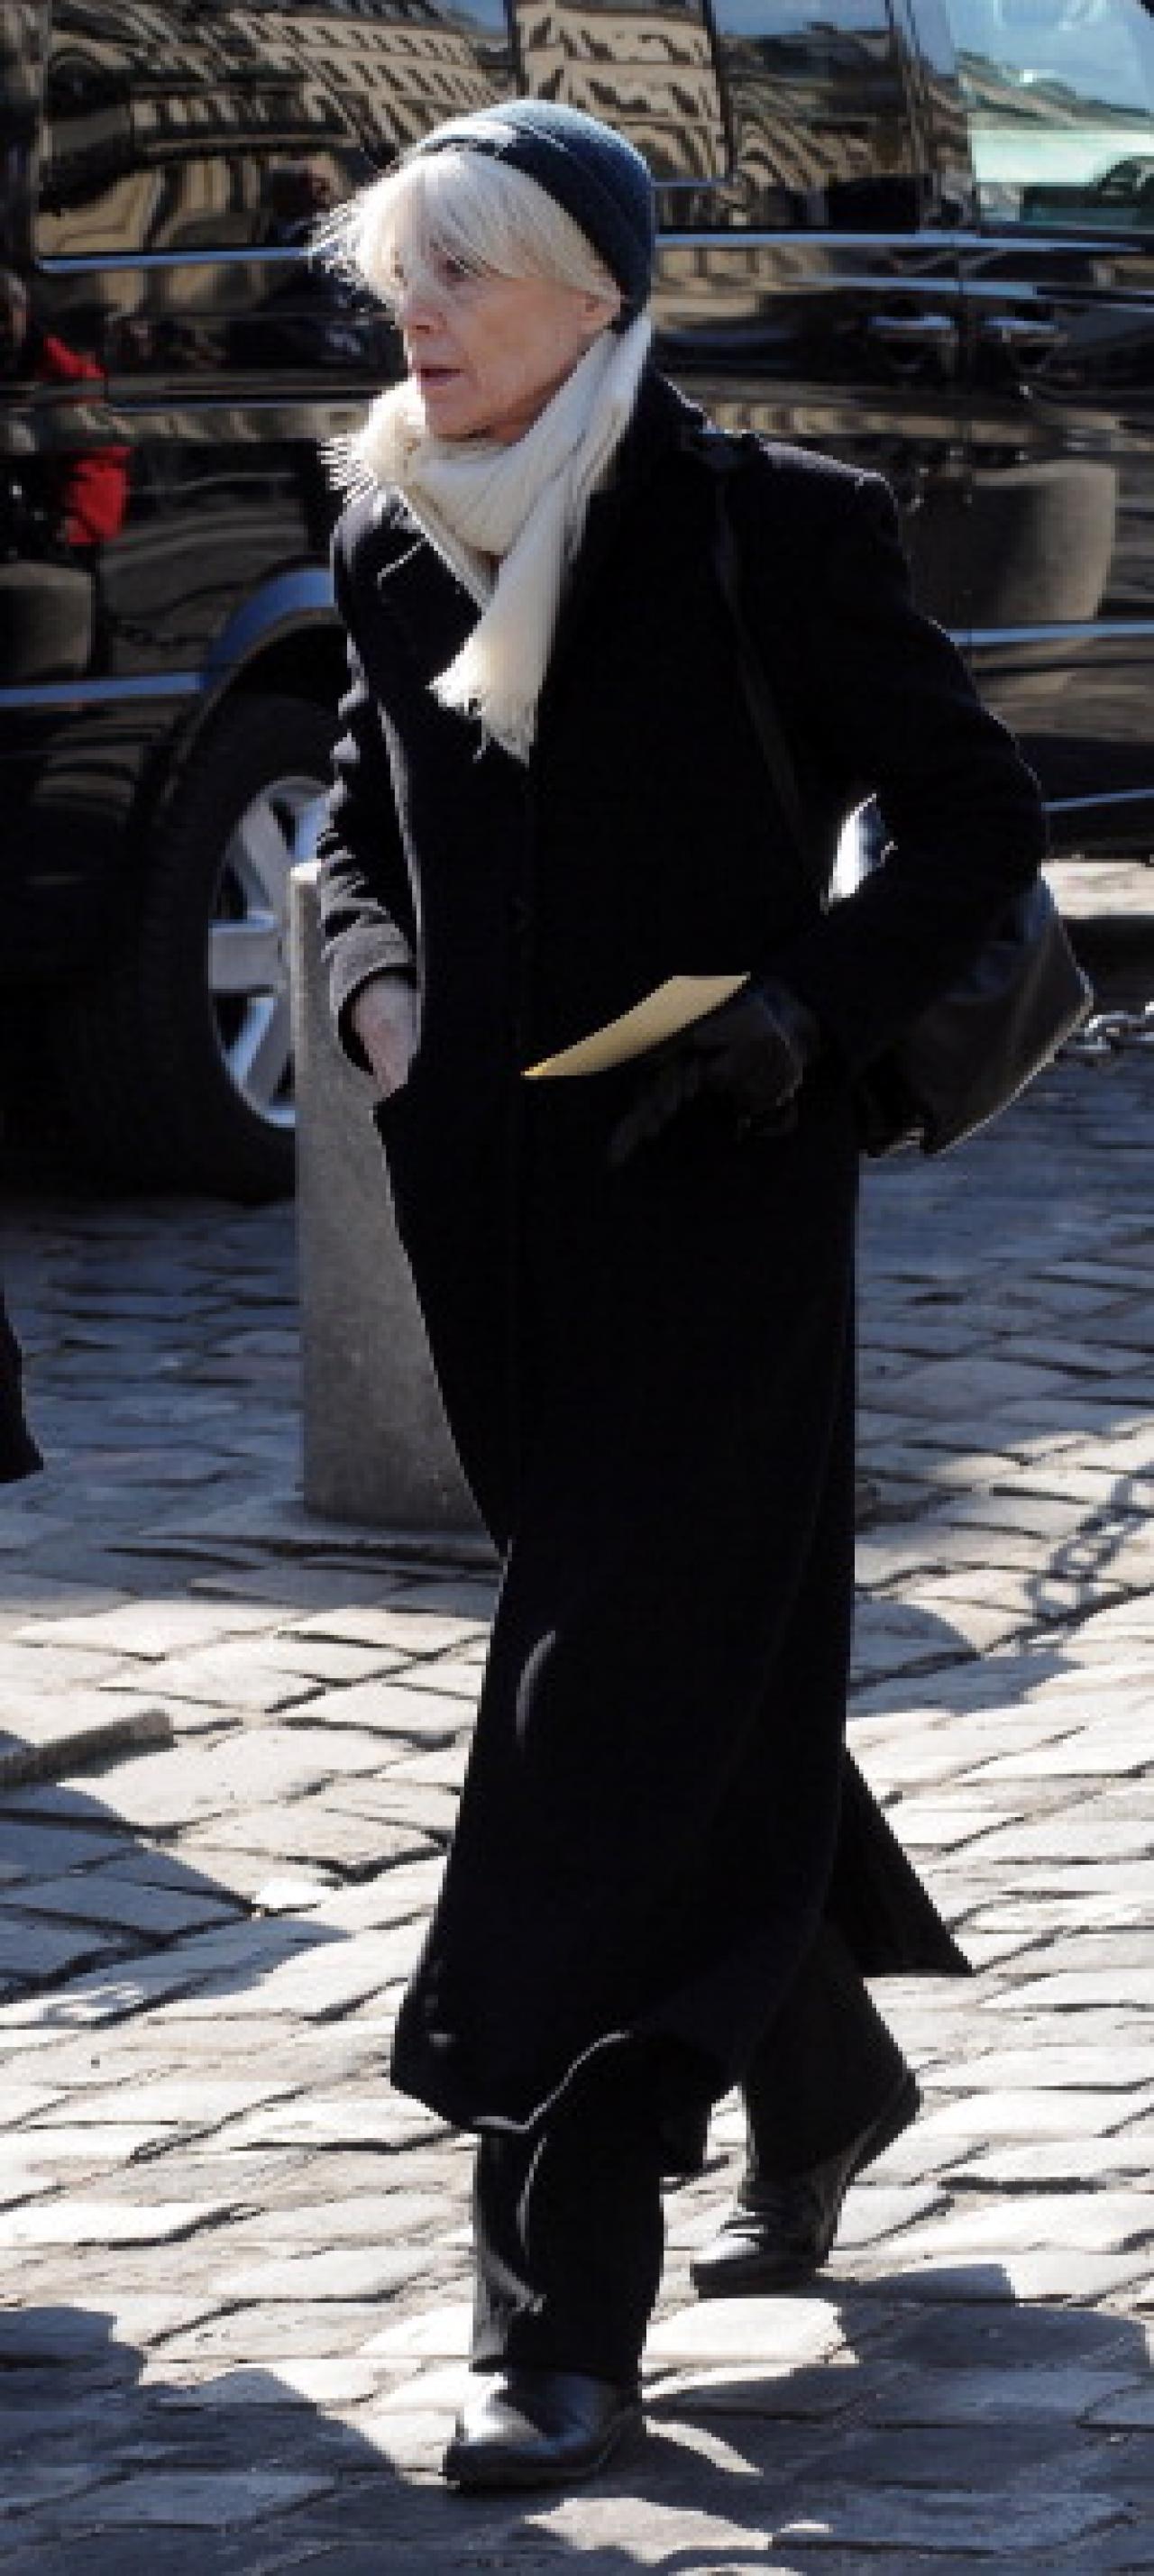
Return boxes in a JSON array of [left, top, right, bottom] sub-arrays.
[[514, 0, 728, 179], [37, 1, 508, 260]]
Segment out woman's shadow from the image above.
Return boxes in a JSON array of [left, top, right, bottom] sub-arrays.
[[1, 2276, 1148, 2569], [628, 2268, 1152, 2564]]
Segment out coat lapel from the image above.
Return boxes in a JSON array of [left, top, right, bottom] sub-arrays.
[[536, 367, 703, 746], [371, 498, 478, 690]]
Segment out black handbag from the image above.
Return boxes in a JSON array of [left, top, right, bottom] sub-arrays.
[[694, 428, 1094, 1156]]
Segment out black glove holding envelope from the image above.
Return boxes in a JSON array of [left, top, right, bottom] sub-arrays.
[[608, 977, 823, 1167]]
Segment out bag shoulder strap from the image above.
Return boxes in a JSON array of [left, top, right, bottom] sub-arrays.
[[680, 422, 826, 916]]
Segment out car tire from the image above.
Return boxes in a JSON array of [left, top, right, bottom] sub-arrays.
[[60, 692, 337, 1201]]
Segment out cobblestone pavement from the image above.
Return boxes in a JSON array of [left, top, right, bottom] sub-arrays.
[[0, 868, 1150, 2571]]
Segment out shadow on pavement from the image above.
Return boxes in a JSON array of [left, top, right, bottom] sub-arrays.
[[0, 2272, 1147, 2571], [1038, 1458, 1154, 1624], [628, 2270, 1151, 2567], [0, 1760, 352, 2031]]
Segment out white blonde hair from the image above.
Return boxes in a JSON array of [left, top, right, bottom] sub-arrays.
[[314, 143, 623, 322]]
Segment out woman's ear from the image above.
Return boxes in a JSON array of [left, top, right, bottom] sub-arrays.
[[577, 288, 623, 342]]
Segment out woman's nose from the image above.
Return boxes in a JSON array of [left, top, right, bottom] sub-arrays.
[[396, 279, 441, 333]]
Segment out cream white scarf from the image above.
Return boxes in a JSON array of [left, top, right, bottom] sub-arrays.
[[328, 314, 652, 762]]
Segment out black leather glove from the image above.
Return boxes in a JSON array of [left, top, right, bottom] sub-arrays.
[[609, 978, 822, 1168]]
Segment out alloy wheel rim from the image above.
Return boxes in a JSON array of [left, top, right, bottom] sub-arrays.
[[206, 774, 326, 1129]]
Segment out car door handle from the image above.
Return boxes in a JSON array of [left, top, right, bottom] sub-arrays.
[[866, 313, 960, 349], [979, 315, 1062, 354]]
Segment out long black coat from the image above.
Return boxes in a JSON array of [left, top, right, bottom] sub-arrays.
[[318, 367, 1048, 2169]]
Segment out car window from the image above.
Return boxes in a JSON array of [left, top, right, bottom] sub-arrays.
[[509, 0, 730, 182], [709, 0, 920, 228], [937, 0, 1154, 231], [35, 0, 517, 262]]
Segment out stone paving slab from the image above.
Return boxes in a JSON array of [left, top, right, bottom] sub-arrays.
[[0, 1916, 135, 1996], [50, 2471, 341, 2534], [11, 1873, 238, 1943], [0, 871, 1150, 2565], [0, 1697, 172, 1791]]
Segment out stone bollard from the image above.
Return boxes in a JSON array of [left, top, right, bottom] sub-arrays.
[[290, 861, 486, 1537]]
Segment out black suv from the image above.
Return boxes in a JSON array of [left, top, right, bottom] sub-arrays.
[[3, 0, 1152, 1197]]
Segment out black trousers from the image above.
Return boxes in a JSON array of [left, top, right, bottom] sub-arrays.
[[470, 1922, 908, 2383]]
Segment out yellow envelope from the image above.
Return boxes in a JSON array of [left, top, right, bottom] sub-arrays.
[[523, 973, 752, 1080]]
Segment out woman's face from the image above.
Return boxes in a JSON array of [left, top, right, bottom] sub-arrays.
[[395, 255, 619, 443]]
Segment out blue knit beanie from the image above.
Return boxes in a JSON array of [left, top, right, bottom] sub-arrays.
[[407, 100, 655, 333]]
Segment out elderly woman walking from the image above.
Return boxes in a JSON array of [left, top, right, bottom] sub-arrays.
[[316, 101, 1046, 2491]]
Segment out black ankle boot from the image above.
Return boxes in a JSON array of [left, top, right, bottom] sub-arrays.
[[444, 2365, 644, 2489], [691, 2066, 920, 2297]]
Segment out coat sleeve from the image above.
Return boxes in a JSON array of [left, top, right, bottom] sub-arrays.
[[762, 468, 1049, 1075], [316, 514, 419, 1072]]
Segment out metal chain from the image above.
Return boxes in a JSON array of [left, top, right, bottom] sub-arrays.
[[1060, 1004, 1154, 1063]]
